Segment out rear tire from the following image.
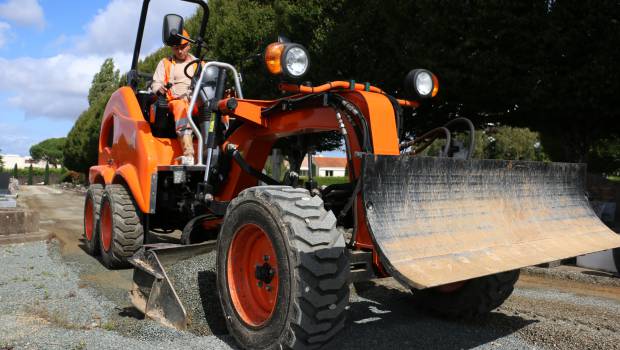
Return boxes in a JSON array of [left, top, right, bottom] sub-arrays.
[[411, 270, 520, 318], [98, 184, 144, 268], [217, 186, 349, 349], [83, 184, 103, 255], [613, 248, 620, 273]]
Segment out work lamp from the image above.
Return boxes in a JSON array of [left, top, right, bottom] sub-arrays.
[[404, 69, 439, 99], [265, 42, 310, 79]]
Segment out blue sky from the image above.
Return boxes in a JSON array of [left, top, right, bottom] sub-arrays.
[[0, 0, 197, 156]]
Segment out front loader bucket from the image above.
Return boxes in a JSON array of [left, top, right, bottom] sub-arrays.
[[129, 241, 226, 334], [362, 155, 620, 289]]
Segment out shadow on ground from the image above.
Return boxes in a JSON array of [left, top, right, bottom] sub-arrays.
[[329, 281, 535, 350]]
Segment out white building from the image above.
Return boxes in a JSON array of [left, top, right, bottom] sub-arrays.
[[300, 156, 347, 177], [0, 154, 47, 169]]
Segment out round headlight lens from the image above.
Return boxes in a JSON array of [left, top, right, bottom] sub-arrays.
[[403, 69, 439, 99], [415, 71, 433, 96], [284, 46, 309, 77]]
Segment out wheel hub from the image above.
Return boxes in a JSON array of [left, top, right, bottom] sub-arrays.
[[227, 223, 279, 327], [255, 262, 275, 285]]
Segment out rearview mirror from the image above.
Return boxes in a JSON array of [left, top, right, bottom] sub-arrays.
[[162, 14, 184, 46]]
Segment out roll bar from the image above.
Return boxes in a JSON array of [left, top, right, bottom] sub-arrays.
[[130, 0, 210, 72]]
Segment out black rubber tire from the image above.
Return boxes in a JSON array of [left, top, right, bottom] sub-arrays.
[[217, 186, 349, 350], [613, 248, 620, 273], [411, 270, 520, 318], [83, 184, 103, 255], [98, 184, 144, 269]]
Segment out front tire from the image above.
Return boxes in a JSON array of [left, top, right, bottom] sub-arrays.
[[83, 184, 103, 255], [411, 270, 520, 318], [98, 184, 144, 268], [217, 186, 349, 349]]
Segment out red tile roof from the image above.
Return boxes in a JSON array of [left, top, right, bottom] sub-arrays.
[[301, 156, 347, 169]]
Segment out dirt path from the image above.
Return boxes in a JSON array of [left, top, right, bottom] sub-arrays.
[[10, 185, 620, 350], [19, 185, 133, 303]]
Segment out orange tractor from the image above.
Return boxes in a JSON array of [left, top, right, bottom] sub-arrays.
[[83, 0, 620, 348]]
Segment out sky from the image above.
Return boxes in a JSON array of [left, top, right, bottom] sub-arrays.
[[0, 0, 199, 156]]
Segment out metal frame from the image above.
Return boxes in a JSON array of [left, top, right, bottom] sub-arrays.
[[187, 62, 244, 165]]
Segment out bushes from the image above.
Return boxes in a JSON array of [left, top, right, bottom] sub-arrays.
[[421, 126, 549, 161]]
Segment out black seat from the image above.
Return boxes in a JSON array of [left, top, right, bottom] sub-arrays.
[[136, 91, 177, 138]]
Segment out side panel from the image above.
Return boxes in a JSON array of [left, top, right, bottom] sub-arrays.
[[98, 87, 184, 213]]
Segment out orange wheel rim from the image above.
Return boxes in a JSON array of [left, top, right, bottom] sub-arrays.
[[84, 197, 94, 241], [227, 223, 279, 327], [100, 200, 112, 252]]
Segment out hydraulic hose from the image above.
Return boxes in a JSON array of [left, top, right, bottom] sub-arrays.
[[400, 127, 451, 157], [443, 117, 475, 159]]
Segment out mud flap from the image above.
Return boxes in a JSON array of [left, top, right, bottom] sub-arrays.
[[129, 241, 218, 331], [362, 155, 620, 289]]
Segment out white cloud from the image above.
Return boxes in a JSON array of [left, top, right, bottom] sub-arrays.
[[0, 53, 131, 120], [0, 0, 198, 126], [0, 20, 10, 48], [0, 0, 45, 29], [75, 0, 198, 58]]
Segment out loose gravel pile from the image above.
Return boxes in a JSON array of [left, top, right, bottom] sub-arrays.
[[165, 250, 228, 336], [0, 241, 234, 350], [522, 266, 620, 287]]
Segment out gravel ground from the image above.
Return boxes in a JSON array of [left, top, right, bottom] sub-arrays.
[[166, 250, 227, 335], [3, 185, 619, 350], [0, 241, 235, 350]]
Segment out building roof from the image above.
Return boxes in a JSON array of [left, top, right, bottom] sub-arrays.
[[301, 156, 347, 169]]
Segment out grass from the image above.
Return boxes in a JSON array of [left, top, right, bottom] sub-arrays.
[[101, 321, 117, 331], [25, 305, 89, 330], [72, 340, 86, 350], [299, 176, 349, 187], [608, 175, 620, 182]]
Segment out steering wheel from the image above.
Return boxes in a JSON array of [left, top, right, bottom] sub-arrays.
[[184, 58, 203, 79]]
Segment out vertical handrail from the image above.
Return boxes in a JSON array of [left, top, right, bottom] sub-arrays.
[[186, 62, 243, 165]]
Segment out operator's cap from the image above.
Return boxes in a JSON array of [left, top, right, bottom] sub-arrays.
[[181, 29, 190, 45]]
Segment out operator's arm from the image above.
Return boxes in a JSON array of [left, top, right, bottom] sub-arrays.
[[151, 60, 166, 94]]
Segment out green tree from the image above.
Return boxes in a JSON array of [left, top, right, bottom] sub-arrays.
[[30, 137, 66, 168], [487, 127, 547, 161], [64, 59, 119, 173], [0, 148, 4, 169], [27, 164, 33, 185], [44, 162, 50, 185], [88, 58, 120, 106], [63, 97, 107, 173], [13, 164, 17, 178]]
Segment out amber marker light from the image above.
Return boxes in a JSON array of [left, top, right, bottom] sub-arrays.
[[431, 73, 439, 98], [264, 41, 310, 79], [265, 42, 285, 75]]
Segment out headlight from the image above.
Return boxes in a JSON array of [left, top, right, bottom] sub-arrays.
[[264, 42, 310, 79], [404, 69, 439, 99]]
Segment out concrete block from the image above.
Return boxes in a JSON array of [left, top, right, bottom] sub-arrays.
[[577, 249, 618, 273], [0, 209, 40, 235]]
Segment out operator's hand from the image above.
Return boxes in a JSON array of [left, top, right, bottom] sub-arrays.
[[156, 83, 173, 96], [157, 85, 168, 96]]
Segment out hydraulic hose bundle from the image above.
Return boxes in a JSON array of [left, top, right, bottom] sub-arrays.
[[401, 117, 476, 159]]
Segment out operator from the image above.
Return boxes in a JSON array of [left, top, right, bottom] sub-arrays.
[[152, 29, 198, 165]]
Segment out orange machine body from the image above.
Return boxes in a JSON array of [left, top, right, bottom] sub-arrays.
[[89, 82, 403, 272]]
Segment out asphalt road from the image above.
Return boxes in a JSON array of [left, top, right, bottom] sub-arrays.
[[1, 185, 619, 350]]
